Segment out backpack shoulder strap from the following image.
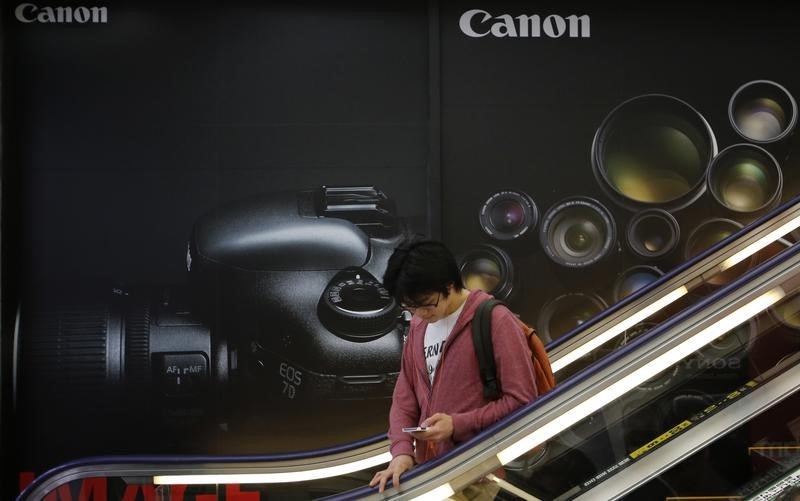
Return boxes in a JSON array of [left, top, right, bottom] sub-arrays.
[[472, 298, 504, 400]]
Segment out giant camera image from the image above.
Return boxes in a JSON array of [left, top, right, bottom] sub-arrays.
[[14, 186, 407, 465]]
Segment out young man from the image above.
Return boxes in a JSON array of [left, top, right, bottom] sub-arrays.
[[369, 239, 538, 494]]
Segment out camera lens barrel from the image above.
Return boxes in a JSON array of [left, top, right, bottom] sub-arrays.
[[613, 265, 664, 302], [626, 208, 680, 260], [707, 143, 783, 214], [539, 196, 617, 268], [729, 80, 798, 144], [14, 285, 216, 465], [458, 244, 515, 301], [683, 218, 744, 260], [592, 94, 717, 211], [684, 218, 747, 287], [479, 189, 538, 241], [537, 292, 608, 343]]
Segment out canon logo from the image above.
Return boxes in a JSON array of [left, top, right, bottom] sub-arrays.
[[460, 9, 590, 38], [15, 3, 108, 23]]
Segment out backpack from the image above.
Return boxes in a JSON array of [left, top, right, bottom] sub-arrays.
[[472, 299, 556, 400]]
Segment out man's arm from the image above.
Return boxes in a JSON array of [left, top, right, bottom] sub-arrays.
[[370, 327, 423, 492], [450, 307, 538, 442], [387, 324, 423, 458]]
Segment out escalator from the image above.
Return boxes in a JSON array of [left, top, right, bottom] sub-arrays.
[[304, 236, 800, 501], [17, 199, 800, 500]]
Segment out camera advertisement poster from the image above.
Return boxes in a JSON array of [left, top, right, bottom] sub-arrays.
[[3, 1, 800, 499]]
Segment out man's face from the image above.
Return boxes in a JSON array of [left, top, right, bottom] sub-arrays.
[[402, 291, 447, 323]]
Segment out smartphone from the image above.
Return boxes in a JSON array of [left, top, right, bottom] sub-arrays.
[[402, 426, 429, 433]]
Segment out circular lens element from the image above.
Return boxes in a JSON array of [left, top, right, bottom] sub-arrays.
[[626, 209, 680, 260], [537, 292, 608, 343], [729, 80, 797, 143], [540, 197, 617, 268], [458, 244, 515, 301], [479, 190, 538, 241], [592, 94, 717, 211], [707, 144, 782, 214], [684, 218, 743, 259], [684, 218, 745, 287], [613, 265, 664, 302]]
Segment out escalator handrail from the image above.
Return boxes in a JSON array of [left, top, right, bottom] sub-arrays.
[[16, 434, 390, 500]]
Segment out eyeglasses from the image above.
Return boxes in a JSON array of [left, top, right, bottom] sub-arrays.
[[402, 293, 441, 312]]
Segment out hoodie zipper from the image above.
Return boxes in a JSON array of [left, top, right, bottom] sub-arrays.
[[421, 298, 472, 418]]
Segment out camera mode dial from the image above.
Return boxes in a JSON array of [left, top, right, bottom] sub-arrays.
[[318, 267, 399, 342]]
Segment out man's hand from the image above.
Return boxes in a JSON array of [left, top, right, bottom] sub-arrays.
[[419, 412, 453, 442], [369, 454, 414, 493]]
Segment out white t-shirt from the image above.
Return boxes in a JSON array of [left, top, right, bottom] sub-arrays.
[[424, 300, 466, 383]]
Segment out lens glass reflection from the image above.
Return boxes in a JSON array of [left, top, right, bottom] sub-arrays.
[[462, 257, 502, 293], [717, 160, 769, 211], [637, 218, 668, 253], [605, 119, 704, 204], [540, 293, 606, 342], [685, 219, 740, 258], [709, 145, 781, 213], [480, 190, 538, 241], [685, 219, 744, 287], [733, 97, 787, 141], [489, 200, 526, 233], [615, 267, 662, 301], [542, 199, 615, 267], [626, 209, 680, 260], [561, 220, 599, 257]]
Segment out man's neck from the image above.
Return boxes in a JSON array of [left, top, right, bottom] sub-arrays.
[[444, 288, 470, 316]]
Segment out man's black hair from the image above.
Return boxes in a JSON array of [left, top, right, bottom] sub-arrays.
[[382, 237, 465, 305]]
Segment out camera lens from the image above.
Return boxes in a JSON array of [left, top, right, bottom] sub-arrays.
[[14, 285, 218, 466], [707, 144, 782, 214], [684, 218, 743, 259], [479, 189, 538, 241], [592, 94, 717, 211], [626, 209, 680, 260], [458, 244, 515, 301], [684, 218, 745, 286], [317, 267, 400, 341], [540, 197, 617, 268], [729, 80, 797, 143], [537, 292, 608, 343], [613, 265, 664, 302]]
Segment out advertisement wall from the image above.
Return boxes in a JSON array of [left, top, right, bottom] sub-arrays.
[[3, 0, 800, 498]]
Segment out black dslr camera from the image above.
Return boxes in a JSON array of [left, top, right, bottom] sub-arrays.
[[14, 186, 408, 465], [187, 185, 407, 405]]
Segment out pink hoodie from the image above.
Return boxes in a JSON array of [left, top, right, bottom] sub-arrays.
[[388, 289, 538, 464]]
